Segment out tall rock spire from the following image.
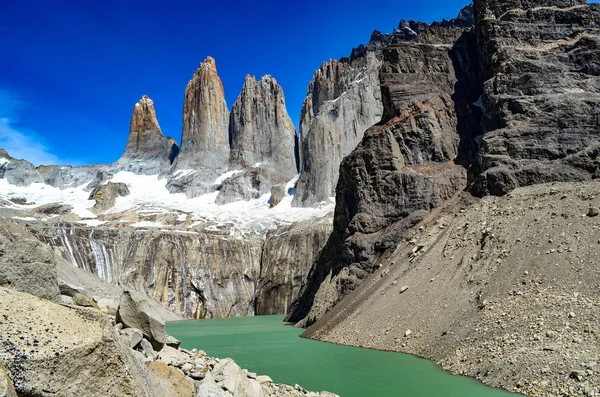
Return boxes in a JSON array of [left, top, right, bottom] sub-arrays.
[[113, 95, 179, 174], [180, 56, 230, 160], [214, 75, 297, 205], [167, 57, 230, 197], [229, 74, 296, 177]]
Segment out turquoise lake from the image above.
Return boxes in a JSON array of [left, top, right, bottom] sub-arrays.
[[167, 315, 517, 397]]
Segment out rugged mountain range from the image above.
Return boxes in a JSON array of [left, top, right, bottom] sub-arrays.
[[1, 1, 599, 395]]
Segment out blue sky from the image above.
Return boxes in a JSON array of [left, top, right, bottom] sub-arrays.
[[0, 1, 491, 165]]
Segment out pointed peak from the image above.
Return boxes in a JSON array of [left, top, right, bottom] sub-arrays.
[[200, 56, 217, 69]]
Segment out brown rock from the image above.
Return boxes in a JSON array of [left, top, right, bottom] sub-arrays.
[[146, 362, 194, 397]]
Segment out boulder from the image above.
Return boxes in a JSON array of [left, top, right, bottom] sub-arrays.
[[73, 292, 100, 309], [88, 182, 130, 213], [119, 327, 144, 348], [157, 345, 189, 367], [97, 298, 118, 315], [269, 183, 287, 208], [116, 290, 180, 350], [146, 362, 194, 397], [32, 203, 73, 215], [0, 219, 60, 302], [0, 362, 16, 397], [0, 287, 156, 396]]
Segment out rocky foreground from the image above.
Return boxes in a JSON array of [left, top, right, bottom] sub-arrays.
[[0, 282, 336, 397]]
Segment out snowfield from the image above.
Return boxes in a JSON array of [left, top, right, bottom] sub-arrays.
[[0, 171, 334, 235]]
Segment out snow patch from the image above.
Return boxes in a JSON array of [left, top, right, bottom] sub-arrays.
[[0, 158, 9, 166], [12, 216, 36, 221], [172, 169, 196, 179], [131, 221, 164, 228], [0, 179, 96, 218], [213, 170, 243, 185]]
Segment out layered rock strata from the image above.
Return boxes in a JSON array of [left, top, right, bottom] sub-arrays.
[[302, 180, 600, 397], [167, 56, 230, 197], [470, 0, 600, 196], [256, 215, 333, 315], [25, 217, 331, 319], [293, 8, 475, 208], [113, 95, 179, 174], [287, 20, 480, 326]]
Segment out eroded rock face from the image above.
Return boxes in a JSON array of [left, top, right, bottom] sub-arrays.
[[0, 287, 156, 397], [469, 0, 600, 196], [168, 57, 230, 197], [292, 43, 386, 207], [113, 96, 179, 174], [287, 22, 480, 326], [0, 220, 60, 302], [31, 223, 263, 319], [256, 215, 333, 315], [229, 75, 297, 176]]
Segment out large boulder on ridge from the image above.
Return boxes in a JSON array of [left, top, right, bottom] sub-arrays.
[[0, 287, 156, 397], [116, 290, 181, 350]]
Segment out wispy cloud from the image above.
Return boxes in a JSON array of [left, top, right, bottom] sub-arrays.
[[0, 89, 62, 166]]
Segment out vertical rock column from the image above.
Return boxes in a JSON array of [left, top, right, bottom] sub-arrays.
[[113, 95, 179, 175], [167, 56, 231, 197]]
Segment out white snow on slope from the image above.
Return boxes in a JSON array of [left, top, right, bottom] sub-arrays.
[[0, 171, 334, 236], [0, 179, 96, 218], [109, 172, 333, 234], [213, 170, 243, 185]]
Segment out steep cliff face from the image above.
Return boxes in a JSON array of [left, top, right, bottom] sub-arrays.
[[167, 57, 230, 197], [292, 38, 386, 207], [287, 20, 480, 326], [31, 223, 262, 319], [229, 75, 297, 176], [292, 9, 475, 208], [217, 75, 297, 204], [470, 0, 600, 196], [256, 215, 333, 315], [24, 214, 332, 319], [113, 96, 179, 174]]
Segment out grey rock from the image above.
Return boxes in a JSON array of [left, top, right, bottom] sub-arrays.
[[0, 219, 60, 302], [120, 327, 144, 348], [116, 290, 180, 350], [88, 182, 130, 213], [0, 150, 43, 186], [287, 23, 478, 326], [229, 75, 297, 181], [32, 203, 73, 215], [256, 215, 333, 315], [0, 287, 157, 396], [469, 0, 600, 196], [269, 183, 287, 208], [58, 282, 85, 297], [112, 95, 179, 175], [36, 164, 102, 189], [215, 168, 273, 205], [97, 298, 118, 315], [293, 51, 384, 207], [156, 345, 188, 367], [165, 335, 181, 349], [60, 294, 74, 305], [138, 338, 158, 360]]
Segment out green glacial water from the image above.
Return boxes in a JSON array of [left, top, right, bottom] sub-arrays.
[[167, 315, 516, 397]]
